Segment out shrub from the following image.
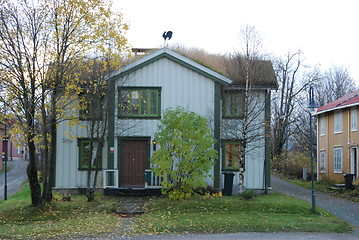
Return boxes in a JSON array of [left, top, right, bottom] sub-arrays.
[[151, 107, 218, 200], [240, 189, 258, 200]]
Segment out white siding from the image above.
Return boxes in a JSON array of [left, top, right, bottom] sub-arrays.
[[115, 57, 216, 185], [115, 57, 215, 137], [55, 53, 269, 191], [220, 91, 267, 190], [55, 121, 106, 188]]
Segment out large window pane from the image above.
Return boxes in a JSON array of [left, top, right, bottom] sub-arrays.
[[78, 139, 102, 170], [119, 88, 160, 118], [223, 91, 244, 118]]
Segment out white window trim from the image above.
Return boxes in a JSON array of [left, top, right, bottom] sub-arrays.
[[333, 111, 343, 134], [351, 108, 357, 132], [333, 147, 343, 173], [320, 150, 326, 173]]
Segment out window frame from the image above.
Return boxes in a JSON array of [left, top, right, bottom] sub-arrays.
[[333, 147, 342, 173], [222, 140, 242, 171], [320, 150, 326, 173], [333, 111, 343, 134], [223, 90, 245, 119], [78, 138, 102, 171], [320, 115, 326, 136], [351, 108, 357, 131], [118, 87, 161, 119]]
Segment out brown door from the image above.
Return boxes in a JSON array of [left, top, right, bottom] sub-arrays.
[[120, 140, 148, 187]]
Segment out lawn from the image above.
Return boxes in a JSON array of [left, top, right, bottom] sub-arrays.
[[0, 184, 353, 239], [287, 178, 359, 203], [0, 184, 120, 240], [133, 192, 352, 235]]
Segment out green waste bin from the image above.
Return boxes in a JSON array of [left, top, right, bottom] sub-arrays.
[[223, 172, 235, 196]]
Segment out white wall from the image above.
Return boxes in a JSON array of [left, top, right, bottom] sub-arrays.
[[55, 120, 106, 188], [115, 57, 216, 185]]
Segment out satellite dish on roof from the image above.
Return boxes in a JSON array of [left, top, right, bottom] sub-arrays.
[[163, 31, 173, 46]]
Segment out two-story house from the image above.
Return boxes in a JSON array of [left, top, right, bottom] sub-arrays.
[[54, 48, 277, 194], [316, 89, 359, 183]]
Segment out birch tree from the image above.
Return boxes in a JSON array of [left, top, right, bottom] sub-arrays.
[[222, 26, 272, 192]]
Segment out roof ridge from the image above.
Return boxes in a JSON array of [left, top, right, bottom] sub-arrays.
[[336, 93, 359, 107]]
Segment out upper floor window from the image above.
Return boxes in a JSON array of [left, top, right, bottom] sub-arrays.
[[320, 115, 326, 136], [223, 91, 244, 118], [333, 147, 342, 173], [351, 108, 357, 131], [118, 87, 161, 118], [320, 150, 326, 173], [79, 100, 104, 120], [334, 111, 342, 133]]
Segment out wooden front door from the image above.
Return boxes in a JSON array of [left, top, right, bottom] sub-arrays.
[[120, 139, 148, 187]]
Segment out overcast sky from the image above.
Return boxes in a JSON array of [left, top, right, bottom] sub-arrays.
[[114, 0, 359, 85]]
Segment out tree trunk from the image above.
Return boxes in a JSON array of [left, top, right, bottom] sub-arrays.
[[27, 140, 42, 206], [86, 168, 94, 202]]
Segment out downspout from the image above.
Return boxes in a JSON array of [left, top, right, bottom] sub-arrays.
[[107, 76, 116, 170], [213, 82, 221, 188], [264, 88, 271, 191], [348, 108, 351, 174], [316, 113, 319, 181]]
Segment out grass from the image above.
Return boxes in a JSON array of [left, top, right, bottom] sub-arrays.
[[0, 183, 120, 240], [0, 184, 353, 239], [287, 178, 359, 203], [132, 192, 352, 235]]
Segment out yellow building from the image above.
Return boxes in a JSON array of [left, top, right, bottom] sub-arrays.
[[316, 89, 359, 183]]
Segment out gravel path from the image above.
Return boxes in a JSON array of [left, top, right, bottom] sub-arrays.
[[271, 175, 359, 235]]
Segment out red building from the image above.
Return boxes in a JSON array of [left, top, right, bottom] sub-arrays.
[[1, 121, 25, 171]]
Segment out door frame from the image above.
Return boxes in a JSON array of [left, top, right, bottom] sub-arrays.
[[118, 136, 151, 187], [350, 146, 358, 178]]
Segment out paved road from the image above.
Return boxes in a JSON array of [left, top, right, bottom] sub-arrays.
[[0, 159, 27, 200]]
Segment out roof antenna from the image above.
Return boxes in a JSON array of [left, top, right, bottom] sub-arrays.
[[162, 31, 173, 47]]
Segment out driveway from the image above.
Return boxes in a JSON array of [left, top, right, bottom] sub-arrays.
[[271, 175, 359, 233], [0, 159, 27, 200]]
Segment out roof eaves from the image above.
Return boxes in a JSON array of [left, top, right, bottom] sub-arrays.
[[316, 101, 359, 115]]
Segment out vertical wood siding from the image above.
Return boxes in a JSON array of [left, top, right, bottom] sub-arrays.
[[55, 121, 106, 188], [115, 57, 216, 186]]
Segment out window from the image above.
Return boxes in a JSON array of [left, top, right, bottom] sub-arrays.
[[223, 91, 244, 118], [334, 111, 342, 133], [78, 138, 102, 170], [320, 115, 326, 136], [79, 95, 104, 120], [223, 142, 242, 170], [320, 150, 326, 172], [351, 108, 357, 131], [334, 147, 342, 173], [118, 87, 161, 118]]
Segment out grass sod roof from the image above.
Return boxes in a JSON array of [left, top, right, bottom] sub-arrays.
[[121, 46, 277, 89]]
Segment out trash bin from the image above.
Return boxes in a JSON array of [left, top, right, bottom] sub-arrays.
[[344, 174, 355, 190], [223, 172, 235, 196]]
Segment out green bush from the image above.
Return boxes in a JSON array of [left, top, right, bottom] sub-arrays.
[[151, 107, 218, 200], [240, 189, 258, 200]]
